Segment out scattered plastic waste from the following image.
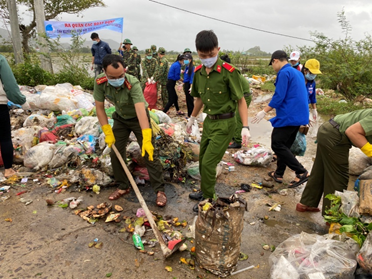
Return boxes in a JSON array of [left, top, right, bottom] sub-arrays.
[[133, 232, 144, 250]]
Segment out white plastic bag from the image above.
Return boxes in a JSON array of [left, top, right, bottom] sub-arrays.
[[24, 142, 56, 170], [152, 109, 172, 124], [75, 116, 100, 137], [335, 190, 360, 218], [23, 114, 56, 129], [234, 146, 273, 166], [48, 144, 80, 168], [71, 89, 94, 111]]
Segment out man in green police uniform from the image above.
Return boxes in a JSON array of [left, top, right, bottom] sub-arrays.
[[93, 54, 167, 207], [186, 30, 250, 212], [153, 47, 169, 108], [298, 109, 372, 215]]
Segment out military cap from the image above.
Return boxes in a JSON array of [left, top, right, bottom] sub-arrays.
[[123, 38, 132, 45], [145, 48, 152, 55], [151, 45, 157, 51], [158, 47, 166, 54], [183, 48, 191, 53], [132, 46, 138, 51]]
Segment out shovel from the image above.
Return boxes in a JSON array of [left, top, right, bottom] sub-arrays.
[[112, 144, 185, 258]]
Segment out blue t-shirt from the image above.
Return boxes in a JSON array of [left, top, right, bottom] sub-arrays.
[[167, 61, 182, 81], [306, 80, 317, 104], [91, 40, 112, 65], [183, 65, 195, 84], [268, 64, 309, 127]]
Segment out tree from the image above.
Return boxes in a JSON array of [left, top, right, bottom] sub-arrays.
[[0, 0, 105, 54]]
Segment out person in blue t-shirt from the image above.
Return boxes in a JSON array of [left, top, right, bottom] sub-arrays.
[[182, 53, 195, 117], [163, 54, 186, 115], [90, 33, 112, 78], [252, 50, 310, 188], [302, 59, 322, 123]]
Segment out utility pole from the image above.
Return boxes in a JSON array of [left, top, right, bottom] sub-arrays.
[[6, 0, 24, 64], [34, 0, 53, 72]]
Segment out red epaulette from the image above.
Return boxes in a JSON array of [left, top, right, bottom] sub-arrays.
[[222, 62, 235, 73], [194, 64, 202, 72], [124, 79, 132, 90], [216, 65, 221, 73], [96, 76, 108, 85]]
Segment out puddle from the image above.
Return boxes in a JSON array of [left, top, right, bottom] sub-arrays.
[[253, 94, 272, 103]]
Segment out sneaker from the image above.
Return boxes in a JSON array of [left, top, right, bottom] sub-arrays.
[[189, 191, 204, 201], [228, 142, 241, 149]]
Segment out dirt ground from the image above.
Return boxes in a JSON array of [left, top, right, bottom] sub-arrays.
[[0, 87, 356, 279]]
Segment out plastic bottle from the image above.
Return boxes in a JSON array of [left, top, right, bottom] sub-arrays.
[[132, 232, 144, 250]]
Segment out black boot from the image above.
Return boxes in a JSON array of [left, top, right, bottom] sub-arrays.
[[189, 191, 204, 201], [228, 142, 241, 149], [193, 203, 199, 213]]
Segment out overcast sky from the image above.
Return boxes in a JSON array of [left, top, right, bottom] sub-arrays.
[[18, 0, 372, 53]]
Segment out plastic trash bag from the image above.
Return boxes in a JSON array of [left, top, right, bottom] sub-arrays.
[[190, 122, 201, 142], [24, 142, 56, 170], [234, 146, 273, 166], [100, 148, 113, 176], [349, 147, 372, 176], [269, 232, 359, 279], [23, 114, 56, 130], [152, 109, 172, 124], [12, 126, 43, 152], [55, 168, 112, 186], [149, 110, 159, 124], [49, 144, 80, 168], [290, 132, 307, 156], [335, 190, 360, 218], [172, 122, 187, 143], [187, 161, 223, 180], [75, 116, 100, 137], [54, 115, 76, 127], [70, 89, 94, 111], [357, 231, 372, 273], [76, 135, 96, 154], [144, 82, 157, 110], [38, 128, 58, 143], [127, 141, 146, 167]]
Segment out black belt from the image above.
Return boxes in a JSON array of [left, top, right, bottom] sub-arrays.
[[329, 118, 340, 130], [207, 112, 235, 120]]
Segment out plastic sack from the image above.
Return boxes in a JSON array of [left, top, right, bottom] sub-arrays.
[[269, 232, 359, 279], [127, 141, 146, 167], [38, 128, 58, 143], [149, 110, 159, 124], [12, 126, 43, 152], [24, 142, 56, 170], [54, 115, 76, 127], [195, 195, 247, 277], [290, 132, 307, 156], [234, 146, 273, 166], [357, 231, 372, 273], [77, 135, 96, 154], [52, 124, 75, 140], [359, 179, 372, 215], [23, 114, 56, 130], [56, 168, 112, 186], [349, 147, 372, 176], [152, 109, 172, 124], [335, 190, 360, 218], [144, 82, 158, 110], [172, 122, 187, 143], [70, 89, 94, 111], [75, 116, 100, 137], [49, 144, 80, 168], [159, 123, 174, 136]]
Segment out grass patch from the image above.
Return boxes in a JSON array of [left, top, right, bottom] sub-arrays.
[[316, 95, 372, 117], [260, 81, 275, 92]]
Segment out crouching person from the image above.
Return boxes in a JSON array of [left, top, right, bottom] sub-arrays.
[[93, 54, 167, 207]]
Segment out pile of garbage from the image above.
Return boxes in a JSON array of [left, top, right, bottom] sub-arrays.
[[1, 83, 199, 189]]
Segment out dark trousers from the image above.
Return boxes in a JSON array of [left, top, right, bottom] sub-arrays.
[[300, 122, 351, 214], [183, 82, 194, 117], [94, 64, 103, 78], [163, 80, 179, 113], [0, 105, 13, 169], [110, 112, 164, 193], [271, 126, 306, 176]]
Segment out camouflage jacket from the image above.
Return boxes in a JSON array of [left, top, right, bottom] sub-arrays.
[[154, 57, 169, 85], [141, 57, 158, 80], [122, 49, 138, 78]]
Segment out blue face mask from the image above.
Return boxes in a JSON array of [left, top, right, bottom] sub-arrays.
[[292, 62, 299, 67], [200, 55, 218, 68], [305, 73, 317, 81], [146, 55, 153, 60], [93, 41, 98, 45], [184, 60, 190, 65], [108, 77, 125, 87]]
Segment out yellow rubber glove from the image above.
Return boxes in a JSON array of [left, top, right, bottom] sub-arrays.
[[141, 128, 154, 161], [361, 142, 372, 157], [101, 124, 115, 148]]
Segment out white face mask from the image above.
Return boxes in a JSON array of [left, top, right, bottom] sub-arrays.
[[200, 55, 218, 68]]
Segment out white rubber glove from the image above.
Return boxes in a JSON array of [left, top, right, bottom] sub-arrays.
[[312, 109, 317, 121], [241, 128, 251, 147], [252, 110, 267, 124], [21, 102, 31, 110], [186, 116, 197, 134]]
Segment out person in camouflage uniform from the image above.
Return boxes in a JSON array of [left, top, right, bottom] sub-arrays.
[[132, 46, 141, 80], [151, 45, 158, 60], [141, 49, 158, 91], [121, 39, 139, 79], [153, 47, 168, 108]]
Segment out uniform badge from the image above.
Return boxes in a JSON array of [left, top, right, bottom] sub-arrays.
[[96, 76, 108, 85], [194, 64, 202, 72], [222, 62, 235, 72], [124, 80, 132, 90], [216, 65, 221, 73]]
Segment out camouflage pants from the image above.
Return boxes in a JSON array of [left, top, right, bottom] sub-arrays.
[[159, 83, 168, 108]]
